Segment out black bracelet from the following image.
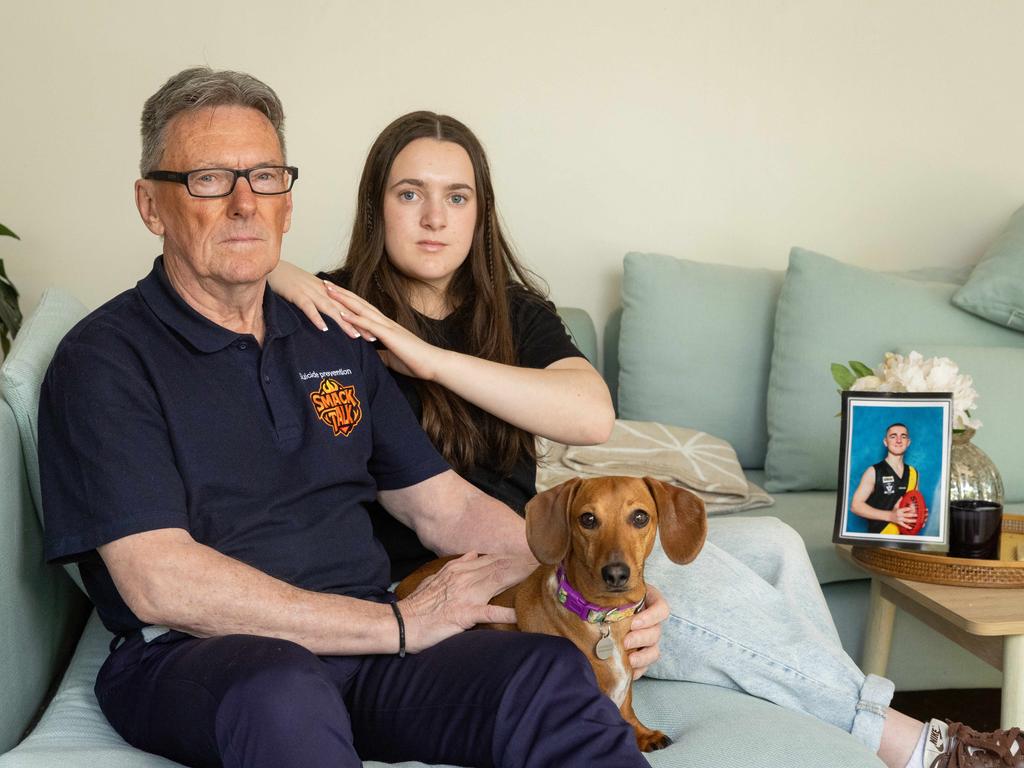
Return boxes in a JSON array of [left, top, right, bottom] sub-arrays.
[[390, 601, 406, 658]]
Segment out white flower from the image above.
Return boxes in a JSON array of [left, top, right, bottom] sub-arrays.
[[877, 351, 926, 392], [869, 351, 981, 431], [850, 375, 882, 391]]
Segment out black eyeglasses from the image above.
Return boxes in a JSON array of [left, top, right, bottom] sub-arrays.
[[144, 166, 299, 198]]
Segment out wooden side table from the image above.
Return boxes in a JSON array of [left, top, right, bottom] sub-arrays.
[[837, 545, 1024, 729]]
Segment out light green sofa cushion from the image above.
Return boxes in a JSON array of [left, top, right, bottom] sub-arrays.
[[892, 344, 1024, 503], [765, 248, 1024, 492], [618, 253, 783, 468], [952, 204, 1024, 331], [0, 288, 89, 592]]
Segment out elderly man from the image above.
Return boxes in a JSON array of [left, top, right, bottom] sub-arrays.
[[38, 67, 648, 768]]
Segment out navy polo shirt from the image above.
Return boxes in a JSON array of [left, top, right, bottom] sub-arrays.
[[40, 257, 449, 635]]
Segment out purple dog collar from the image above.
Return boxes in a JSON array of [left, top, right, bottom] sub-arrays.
[[555, 564, 645, 624]]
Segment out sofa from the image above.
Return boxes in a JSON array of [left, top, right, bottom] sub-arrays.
[[3, 217, 1024, 766]]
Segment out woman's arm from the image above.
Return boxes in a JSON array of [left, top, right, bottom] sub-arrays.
[[268, 262, 614, 445], [326, 282, 614, 445], [433, 353, 613, 445]]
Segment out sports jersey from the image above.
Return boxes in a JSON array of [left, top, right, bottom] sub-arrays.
[[864, 459, 918, 534]]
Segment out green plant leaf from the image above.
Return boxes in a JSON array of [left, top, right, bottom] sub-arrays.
[[0, 223, 19, 239], [0, 258, 23, 341], [831, 363, 856, 390], [0, 258, 18, 293], [849, 360, 873, 378], [0, 294, 21, 340]]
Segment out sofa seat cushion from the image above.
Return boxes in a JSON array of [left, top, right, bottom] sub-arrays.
[[0, 613, 883, 768]]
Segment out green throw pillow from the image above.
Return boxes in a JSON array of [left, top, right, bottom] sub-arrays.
[[894, 344, 1024, 503], [765, 248, 1024, 492], [953, 204, 1024, 331], [618, 252, 783, 468]]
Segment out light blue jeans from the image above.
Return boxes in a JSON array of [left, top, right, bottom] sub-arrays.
[[645, 516, 894, 753]]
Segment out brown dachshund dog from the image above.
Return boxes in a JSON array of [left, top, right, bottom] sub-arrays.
[[395, 476, 707, 753]]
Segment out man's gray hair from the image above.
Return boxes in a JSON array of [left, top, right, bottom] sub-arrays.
[[140, 67, 286, 175]]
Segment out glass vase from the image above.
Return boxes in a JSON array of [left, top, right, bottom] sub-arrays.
[[948, 428, 1004, 504]]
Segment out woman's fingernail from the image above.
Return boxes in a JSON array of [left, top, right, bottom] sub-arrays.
[[324, 281, 337, 292]]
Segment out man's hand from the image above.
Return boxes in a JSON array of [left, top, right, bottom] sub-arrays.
[[398, 553, 529, 653], [624, 584, 668, 680]]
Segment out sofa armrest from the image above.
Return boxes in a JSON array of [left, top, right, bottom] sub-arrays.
[[0, 389, 89, 752], [556, 306, 598, 370]]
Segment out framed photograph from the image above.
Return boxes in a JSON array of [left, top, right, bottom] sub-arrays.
[[833, 391, 953, 547]]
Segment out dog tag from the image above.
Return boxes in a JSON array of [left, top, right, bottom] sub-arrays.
[[595, 626, 614, 660]]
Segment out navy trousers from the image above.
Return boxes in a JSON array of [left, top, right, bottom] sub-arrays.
[[95, 628, 648, 768]]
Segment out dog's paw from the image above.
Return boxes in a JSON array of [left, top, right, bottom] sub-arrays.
[[636, 728, 672, 752]]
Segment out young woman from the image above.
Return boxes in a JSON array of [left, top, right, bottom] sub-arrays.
[[269, 112, 1019, 768], [272, 112, 615, 585]]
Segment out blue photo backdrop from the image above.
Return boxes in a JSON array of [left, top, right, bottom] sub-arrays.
[[843, 401, 947, 537]]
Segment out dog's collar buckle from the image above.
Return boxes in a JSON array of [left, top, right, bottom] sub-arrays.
[[555, 564, 646, 624]]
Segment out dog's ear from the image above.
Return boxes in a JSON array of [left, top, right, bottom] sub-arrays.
[[644, 477, 707, 564], [525, 478, 582, 564]]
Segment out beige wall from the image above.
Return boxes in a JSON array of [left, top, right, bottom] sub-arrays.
[[2, 1, 1023, 338]]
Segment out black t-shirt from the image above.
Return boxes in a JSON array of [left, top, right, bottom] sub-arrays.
[[40, 258, 450, 634], [320, 276, 584, 580]]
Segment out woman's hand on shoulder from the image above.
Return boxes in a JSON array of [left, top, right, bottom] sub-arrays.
[[323, 284, 448, 380], [266, 261, 365, 339]]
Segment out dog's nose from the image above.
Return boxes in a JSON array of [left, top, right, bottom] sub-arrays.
[[602, 562, 631, 589]]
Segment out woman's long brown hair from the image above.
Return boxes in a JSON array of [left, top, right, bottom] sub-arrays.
[[327, 111, 547, 474]]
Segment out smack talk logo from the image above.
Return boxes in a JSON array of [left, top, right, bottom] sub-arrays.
[[310, 378, 362, 437]]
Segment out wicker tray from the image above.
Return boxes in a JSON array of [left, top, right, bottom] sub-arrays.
[[851, 515, 1024, 588]]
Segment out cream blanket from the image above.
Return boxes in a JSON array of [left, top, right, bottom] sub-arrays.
[[536, 420, 773, 515]]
